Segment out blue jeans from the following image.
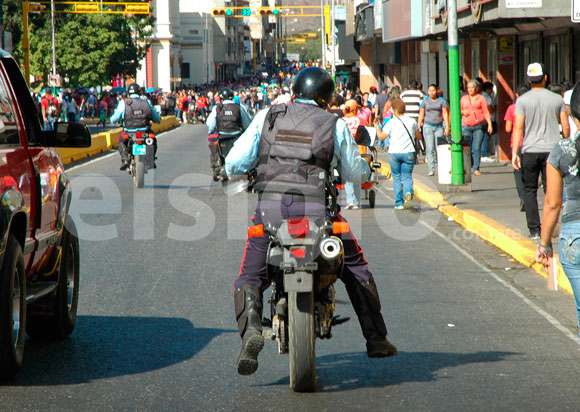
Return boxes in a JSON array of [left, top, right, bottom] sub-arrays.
[[559, 221, 580, 338], [462, 125, 484, 172], [423, 124, 444, 173], [481, 130, 492, 157], [345, 181, 361, 207], [388, 152, 415, 207]]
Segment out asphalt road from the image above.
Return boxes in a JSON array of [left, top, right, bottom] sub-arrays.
[[1, 124, 580, 412]]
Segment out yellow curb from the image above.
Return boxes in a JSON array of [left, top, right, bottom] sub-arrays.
[[379, 161, 573, 295]]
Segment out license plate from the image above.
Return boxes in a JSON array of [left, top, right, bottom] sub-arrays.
[[132, 144, 146, 156]]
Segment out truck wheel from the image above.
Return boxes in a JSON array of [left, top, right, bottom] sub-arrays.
[[134, 156, 145, 188], [0, 234, 26, 379], [27, 219, 79, 340], [288, 291, 316, 392]]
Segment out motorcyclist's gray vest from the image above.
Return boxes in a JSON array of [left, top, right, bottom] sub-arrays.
[[253, 102, 337, 201], [216, 103, 242, 137], [124, 98, 152, 129]]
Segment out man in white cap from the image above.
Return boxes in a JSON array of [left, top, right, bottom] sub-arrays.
[[512, 62, 570, 240]]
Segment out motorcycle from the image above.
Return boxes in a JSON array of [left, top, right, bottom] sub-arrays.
[[241, 172, 361, 392], [127, 131, 156, 188], [211, 133, 240, 181]]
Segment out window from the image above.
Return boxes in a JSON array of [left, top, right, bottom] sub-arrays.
[[0, 65, 20, 147], [189, 29, 199, 35], [2, 57, 42, 146], [181, 62, 191, 79]]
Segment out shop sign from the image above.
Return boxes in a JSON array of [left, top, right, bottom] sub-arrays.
[[499, 36, 514, 52], [573, 0, 580, 23], [499, 52, 514, 65], [506, 0, 541, 7]]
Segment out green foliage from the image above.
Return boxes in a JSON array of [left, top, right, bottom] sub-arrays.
[[287, 34, 322, 62], [3, 3, 154, 86]]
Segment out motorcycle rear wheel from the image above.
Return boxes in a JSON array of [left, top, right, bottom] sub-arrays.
[[134, 156, 145, 188], [288, 291, 316, 392]]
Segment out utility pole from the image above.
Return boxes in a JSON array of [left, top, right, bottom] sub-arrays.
[[447, 0, 464, 185], [330, 0, 335, 77], [320, 0, 326, 68]]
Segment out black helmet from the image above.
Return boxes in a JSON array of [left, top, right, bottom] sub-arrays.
[[292, 67, 334, 108], [128, 83, 141, 95], [219, 87, 234, 100], [571, 83, 580, 121]]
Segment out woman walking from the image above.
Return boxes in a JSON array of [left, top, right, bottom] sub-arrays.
[[376, 99, 419, 209], [460, 79, 492, 175], [418, 84, 450, 176], [536, 83, 580, 340]]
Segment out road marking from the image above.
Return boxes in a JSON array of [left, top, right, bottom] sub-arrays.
[[376, 185, 580, 345]]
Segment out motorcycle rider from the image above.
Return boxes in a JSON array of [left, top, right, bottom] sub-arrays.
[[206, 87, 252, 180], [225, 67, 398, 376], [110, 83, 161, 170]]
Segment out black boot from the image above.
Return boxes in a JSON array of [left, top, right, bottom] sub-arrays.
[[119, 143, 130, 170], [234, 284, 265, 375], [345, 277, 398, 358]]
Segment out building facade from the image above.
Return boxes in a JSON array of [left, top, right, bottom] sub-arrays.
[[350, 0, 580, 161]]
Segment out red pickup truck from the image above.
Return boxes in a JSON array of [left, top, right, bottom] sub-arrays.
[[0, 50, 91, 378]]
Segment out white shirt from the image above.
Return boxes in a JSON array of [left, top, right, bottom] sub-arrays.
[[382, 115, 418, 154]]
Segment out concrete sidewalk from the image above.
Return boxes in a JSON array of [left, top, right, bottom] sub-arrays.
[[375, 148, 573, 296]]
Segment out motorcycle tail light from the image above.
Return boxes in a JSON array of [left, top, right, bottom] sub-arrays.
[[291, 247, 306, 258], [332, 222, 350, 234], [136, 139, 143, 145], [136, 132, 143, 138], [287, 217, 309, 237], [248, 224, 264, 237]]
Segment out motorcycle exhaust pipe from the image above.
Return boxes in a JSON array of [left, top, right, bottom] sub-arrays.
[[145, 137, 154, 145], [320, 236, 343, 261]]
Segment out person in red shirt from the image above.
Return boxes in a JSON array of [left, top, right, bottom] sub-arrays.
[[196, 94, 209, 121], [505, 84, 530, 211], [460, 79, 492, 175], [41, 88, 60, 131]]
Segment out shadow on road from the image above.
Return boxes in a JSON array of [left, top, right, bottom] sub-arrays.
[[8, 315, 235, 386], [259, 350, 518, 392]]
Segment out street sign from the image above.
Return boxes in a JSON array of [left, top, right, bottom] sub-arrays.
[[47, 74, 61, 87], [573, 0, 580, 22]]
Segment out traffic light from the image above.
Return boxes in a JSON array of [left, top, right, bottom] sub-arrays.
[[75, 3, 99, 13], [213, 8, 234, 16], [125, 3, 150, 14], [259, 7, 280, 16]]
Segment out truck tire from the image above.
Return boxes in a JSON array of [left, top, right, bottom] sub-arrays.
[[0, 234, 26, 379], [288, 291, 316, 392], [134, 156, 145, 188], [27, 218, 79, 340]]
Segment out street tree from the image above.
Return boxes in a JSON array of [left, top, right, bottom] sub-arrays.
[[4, 2, 154, 87]]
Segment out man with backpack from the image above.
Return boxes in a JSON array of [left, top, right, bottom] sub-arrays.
[[206, 87, 252, 180], [110, 83, 161, 170]]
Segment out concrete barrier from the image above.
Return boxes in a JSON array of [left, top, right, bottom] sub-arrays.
[[57, 115, 180, 165]]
